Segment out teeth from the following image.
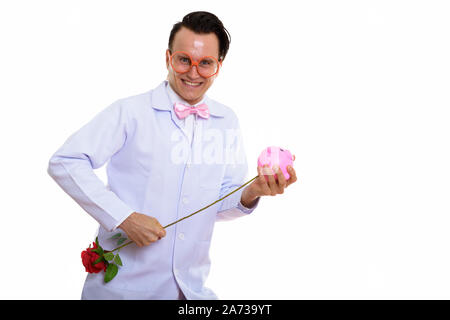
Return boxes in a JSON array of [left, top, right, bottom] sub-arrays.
[[183, 80, 201, 86]]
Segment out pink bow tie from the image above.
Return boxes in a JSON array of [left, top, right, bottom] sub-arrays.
[[174, 102, 210, 119]]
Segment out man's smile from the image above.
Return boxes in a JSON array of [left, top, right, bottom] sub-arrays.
[[181, 79, 203, 88]]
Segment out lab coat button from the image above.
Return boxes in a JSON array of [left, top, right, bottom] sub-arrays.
[[182, 197, 188, 204], [178, 233, 185, 240]]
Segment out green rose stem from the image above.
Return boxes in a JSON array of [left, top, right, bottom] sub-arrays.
[[110, 175, 259, 253]]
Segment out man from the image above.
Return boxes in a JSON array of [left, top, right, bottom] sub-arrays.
[[48, 11, 297, 299]]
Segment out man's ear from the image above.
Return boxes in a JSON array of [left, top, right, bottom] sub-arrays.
[[215, 59, 224, 77], [165, 49, 171, 69]]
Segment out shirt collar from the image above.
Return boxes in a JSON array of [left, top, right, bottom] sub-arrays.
[[151, 80, 226, 118]]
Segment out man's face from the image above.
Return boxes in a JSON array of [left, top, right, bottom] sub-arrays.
[[166, 27, 220, 105]]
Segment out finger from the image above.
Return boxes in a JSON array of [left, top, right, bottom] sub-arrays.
[[132, 238, 141, 247], [265, 165, 278, 196], [132, 236, 144, 247], [153, 222, 166, 238], [257, 166, 267, 184], [141, 229, 159, 244], [156, 221, 166, 238], [257, 165, 272, 194], [286, 165, 298, 187], [149, 233, 159, 243], [274, 165, 287, 192], [155, 229, 166, 239], [260, 164, 273, 177]]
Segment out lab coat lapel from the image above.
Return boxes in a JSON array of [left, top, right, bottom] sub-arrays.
[[151, 81, 189, 142]]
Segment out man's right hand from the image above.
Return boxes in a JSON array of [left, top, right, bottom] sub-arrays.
[[118, 212, 166, 247]]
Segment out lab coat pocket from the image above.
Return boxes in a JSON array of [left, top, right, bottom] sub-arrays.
[[193, 241, 211, 267], [97, 229, 138, 277], [197, 184, 221, 212], [190, 241, 212, 282], [198, 163, 225, 191]]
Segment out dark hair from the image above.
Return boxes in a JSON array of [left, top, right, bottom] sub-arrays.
[[168, 11, 231, 61]]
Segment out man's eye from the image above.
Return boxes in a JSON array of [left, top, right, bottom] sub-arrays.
[[200, 60, 212, 66], [180, 57, 190, 63]]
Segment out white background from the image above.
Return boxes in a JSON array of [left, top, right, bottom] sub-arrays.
[[0, 0, 449, 299]]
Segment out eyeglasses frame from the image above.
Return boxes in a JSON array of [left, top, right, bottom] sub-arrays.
[[168, 50, 221, 78]]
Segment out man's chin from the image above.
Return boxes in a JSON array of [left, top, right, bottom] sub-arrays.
[[172, 81, 206, 104], [179, 92, 203, 105]]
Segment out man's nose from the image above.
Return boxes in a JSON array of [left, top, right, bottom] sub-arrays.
[[187, 64, 201, 78]]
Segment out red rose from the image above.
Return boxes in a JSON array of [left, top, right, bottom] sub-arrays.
[[81, 242, 107, 273]]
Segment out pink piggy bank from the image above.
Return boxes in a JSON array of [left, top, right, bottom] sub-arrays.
[[257, 146, 294, 181]]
